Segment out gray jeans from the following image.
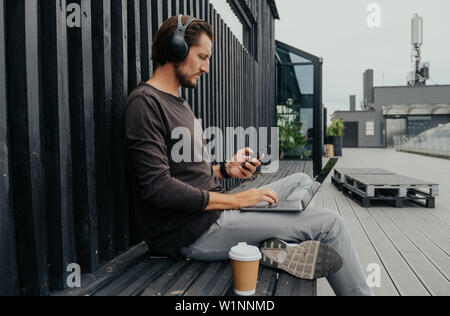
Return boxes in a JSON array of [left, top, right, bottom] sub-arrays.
[[181, 173, 374, 296]]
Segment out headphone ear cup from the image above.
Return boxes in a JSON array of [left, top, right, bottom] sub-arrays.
[[165, 34, 190, 62]]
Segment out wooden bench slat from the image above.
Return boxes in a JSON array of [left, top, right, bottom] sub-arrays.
[[118, 259, 178, 296], [274, 272, 317, 296], [141, 261, 205, 296], [94, 259, 163, 296], [52, 242, 150, 296], [184, 261, 233, 296]]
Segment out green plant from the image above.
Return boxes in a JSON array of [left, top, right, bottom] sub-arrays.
[[277, 113, 310, 159], [326, 119, 345, 137]]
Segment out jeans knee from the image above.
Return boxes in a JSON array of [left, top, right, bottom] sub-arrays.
[[321, 209, 346, 240], [290, 173, 312, 185]]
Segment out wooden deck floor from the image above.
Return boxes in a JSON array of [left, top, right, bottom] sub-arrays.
[[317, 148, 450, 296]]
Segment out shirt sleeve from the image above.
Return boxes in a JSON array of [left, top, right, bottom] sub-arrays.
[[125, 96, 210, 213]]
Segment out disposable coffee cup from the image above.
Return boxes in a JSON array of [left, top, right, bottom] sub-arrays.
[[229, 242, 262, 296]]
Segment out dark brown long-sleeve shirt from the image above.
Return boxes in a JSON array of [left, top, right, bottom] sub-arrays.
[[125, 82, 223, 259]]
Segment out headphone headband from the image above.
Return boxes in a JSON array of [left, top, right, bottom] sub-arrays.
[[178, 15, 195, 32], [165, 15, 196, 63]]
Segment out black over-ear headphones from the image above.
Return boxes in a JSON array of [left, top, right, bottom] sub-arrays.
[[165, 15, 195, 62]]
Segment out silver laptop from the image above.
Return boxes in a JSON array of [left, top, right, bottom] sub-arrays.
[[240, 158, 339, 212]]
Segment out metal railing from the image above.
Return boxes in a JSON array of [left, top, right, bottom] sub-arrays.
[[394, 124, 450, 155]]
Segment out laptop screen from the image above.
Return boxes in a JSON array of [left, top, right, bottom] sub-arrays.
[[301, 181, 321, 209], [314, 158, 339, 184]]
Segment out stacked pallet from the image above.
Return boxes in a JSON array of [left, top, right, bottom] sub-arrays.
[[332, 168, 438, 209]]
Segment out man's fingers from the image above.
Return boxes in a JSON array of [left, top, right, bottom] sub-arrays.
[[244, 162, 257, 173], [262, 189, 279, 203], [240, 167, 253, 178], [244, 147, 255, 155], [263, 196, 276, 205]]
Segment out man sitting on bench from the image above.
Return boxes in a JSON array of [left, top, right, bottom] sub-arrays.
[[125, 15, 373, 296]]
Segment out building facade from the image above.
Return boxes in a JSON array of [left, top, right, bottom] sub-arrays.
[[333, 70, 450, 148]]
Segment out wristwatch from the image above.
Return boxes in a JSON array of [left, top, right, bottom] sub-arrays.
[[220, 161, 231, 179]]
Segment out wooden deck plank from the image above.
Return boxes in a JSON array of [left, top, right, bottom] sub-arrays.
[[328, 182, 400, 296], [380, 207, 450, 281], [344, 198, 430, 296], [367, 207, 450, 296], [402, 207, 450, 243]]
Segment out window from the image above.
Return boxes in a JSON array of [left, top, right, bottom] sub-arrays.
[[366, 121, 375, 136]]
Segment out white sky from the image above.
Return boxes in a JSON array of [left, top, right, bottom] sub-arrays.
[[274, 0, 450, 118]]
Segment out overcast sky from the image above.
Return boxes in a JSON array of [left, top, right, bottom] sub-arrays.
[[274, 0, 450, 119]]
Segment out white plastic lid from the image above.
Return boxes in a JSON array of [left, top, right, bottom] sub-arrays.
[[229, 242, 262, 262]]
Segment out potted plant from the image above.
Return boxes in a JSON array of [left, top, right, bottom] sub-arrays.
[[326, 119, 345, 157], [277, 113, 312, 160]]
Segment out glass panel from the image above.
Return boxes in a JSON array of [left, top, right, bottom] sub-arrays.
[[277, 63, 315, 160], [276, 46, 311, 64]]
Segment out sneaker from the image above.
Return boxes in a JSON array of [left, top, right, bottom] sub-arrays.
[[259, 239, 344, 280]]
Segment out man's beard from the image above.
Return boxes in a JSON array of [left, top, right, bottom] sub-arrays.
[[175, 63, 199, 89]]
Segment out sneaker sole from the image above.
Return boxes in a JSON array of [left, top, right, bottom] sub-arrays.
[[260, 239, 343, 280]]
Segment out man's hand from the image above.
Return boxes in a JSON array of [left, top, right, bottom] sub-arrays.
[[233, 188, 279, 209], [205, 188, 279, 211], [226, 148, 263, 179]]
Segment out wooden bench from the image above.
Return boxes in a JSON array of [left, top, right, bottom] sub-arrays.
[[53, 161, 317, 296]]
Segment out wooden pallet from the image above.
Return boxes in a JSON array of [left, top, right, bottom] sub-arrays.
[[332, 168, 397, 191], [332, 169, 439, 209]]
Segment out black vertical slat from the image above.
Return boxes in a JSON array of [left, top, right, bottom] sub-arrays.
[[40, 0, 78, 290], [313, 61, 323, 177], [197, 0, 204, 126], [111, 0, 131, 251], [225, 27, 230, 166], [0, 0, 19, 297], [5, 0, 49, 296], [67, 0, 100, 267], [194, 0, 202, 120], [231, 35, 236, 188], [185, 1, 194, 111], [139, 0, 150, 81], [218, 16, 223, 164], [146, 0, 154, 75], [127, 0, 141, 93], [180, 0, 188, 101], [165, 0, 172, 20], [91, 0, 114, 265], [212, 7, 219, 161], [202, 0, 209, 130], [171, 0, 178, 16], [151, 0, 162, 40], [215, 10, 221, 165]]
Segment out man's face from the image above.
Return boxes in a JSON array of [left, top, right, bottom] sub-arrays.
[[174, 33, 212, 89]]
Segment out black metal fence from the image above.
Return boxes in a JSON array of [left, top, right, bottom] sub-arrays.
[[0, 0, 277, 296]]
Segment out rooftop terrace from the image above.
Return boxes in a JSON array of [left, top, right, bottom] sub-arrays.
[[317, 148, 450, 296]]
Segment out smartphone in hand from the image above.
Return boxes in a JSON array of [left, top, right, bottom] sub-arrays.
[[241, 145, 271, 171], [241, 153, 264, 171]]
